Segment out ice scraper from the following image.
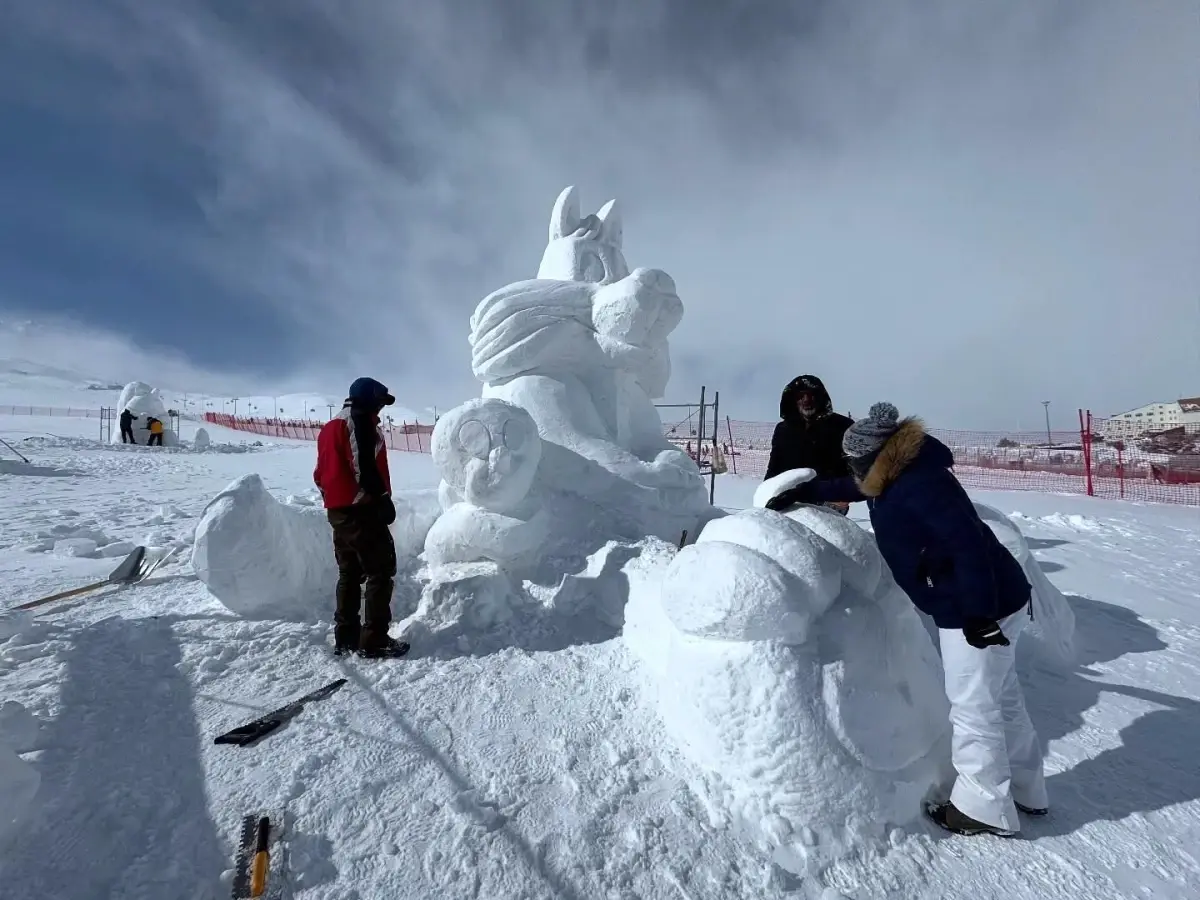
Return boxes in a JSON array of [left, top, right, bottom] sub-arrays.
[[11, 545, 152, 611]]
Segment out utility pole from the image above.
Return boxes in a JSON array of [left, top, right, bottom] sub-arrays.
[[1042, 400, 1052, 447]]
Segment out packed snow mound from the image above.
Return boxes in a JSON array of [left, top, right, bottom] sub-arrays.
[[192, 475, 442, 621], [0, 701, 40, 848], [192, 427, 211, 451], [113, 381, 178, 447], [624, 505, 951, 876], [400, 540, 639, 658], [975, 501, 1077, 665]]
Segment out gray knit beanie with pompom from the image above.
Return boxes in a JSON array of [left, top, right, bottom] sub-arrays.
[[842, 402, 902, 459]]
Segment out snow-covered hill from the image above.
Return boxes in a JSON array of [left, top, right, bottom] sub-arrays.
[[1, 393, 1199, 899]]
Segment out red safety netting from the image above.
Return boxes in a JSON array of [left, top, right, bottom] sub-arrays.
[[1084, 413, 1200, 505], [205, 408, 1200, 507], [204, 412, 434, 453]]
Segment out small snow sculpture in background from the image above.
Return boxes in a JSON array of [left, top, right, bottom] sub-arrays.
[[192, 427, 211, 451], [114, 381, 178, 447]]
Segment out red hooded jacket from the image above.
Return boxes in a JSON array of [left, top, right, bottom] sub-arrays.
[[313, 405, 392, 509]]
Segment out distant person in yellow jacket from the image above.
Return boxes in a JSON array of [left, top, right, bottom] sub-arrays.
[[147, 417, 164, 447]]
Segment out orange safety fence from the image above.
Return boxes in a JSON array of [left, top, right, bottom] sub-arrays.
[[201, 409, 1200, 507], [203, 412, 434, 453]]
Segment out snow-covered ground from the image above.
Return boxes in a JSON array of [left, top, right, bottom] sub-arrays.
[[2, 410, 1199, 899]]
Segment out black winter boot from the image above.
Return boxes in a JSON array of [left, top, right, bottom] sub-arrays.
[[1016, 801, 1048, 816], [358, 635, 410, 659], [925, 801, 1016, 837]]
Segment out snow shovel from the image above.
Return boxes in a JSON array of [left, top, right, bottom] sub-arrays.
[[12, 546, 151, 612]]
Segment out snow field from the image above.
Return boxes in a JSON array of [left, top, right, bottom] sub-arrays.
[[2, 407, 1200, 898]]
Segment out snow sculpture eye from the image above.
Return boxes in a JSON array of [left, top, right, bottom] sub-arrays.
[[578, 252, 606, 284], [457, 419, 492, 459]]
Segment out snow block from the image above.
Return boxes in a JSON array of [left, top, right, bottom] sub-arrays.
[[192, 476, 443, 622], [623, 508, 951, 876], [192, 474, 336, 621]]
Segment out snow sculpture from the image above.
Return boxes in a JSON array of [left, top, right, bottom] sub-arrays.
[[623, 480, 952, 876], [114, 380, 178, 447], [974, 502, 1077, 665], [424, 398, 551, 570], [192, 474, 441, 621], [192, 427, 211, 451], [425, 186, 711, 573]]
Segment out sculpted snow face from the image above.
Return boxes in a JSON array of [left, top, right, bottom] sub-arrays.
[[425, 399, 551, 570], [425, 186, 709, 571]]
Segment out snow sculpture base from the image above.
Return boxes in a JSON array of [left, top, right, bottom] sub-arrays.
[[624, 505, 951, 876], [114, 381, 179, 447], [400, 562, 522, 653], [192, 475, 442, 621]]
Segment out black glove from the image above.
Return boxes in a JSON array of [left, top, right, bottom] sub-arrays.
[[377, 495, 397, 526], [764, 483, 815, 512], [963, 618, 1010, 649]]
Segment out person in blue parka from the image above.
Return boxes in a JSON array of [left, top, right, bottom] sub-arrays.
[[766, 401, 1047, 838]]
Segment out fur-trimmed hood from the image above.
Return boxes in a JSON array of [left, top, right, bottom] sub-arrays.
[[855, 417, 952, 497]]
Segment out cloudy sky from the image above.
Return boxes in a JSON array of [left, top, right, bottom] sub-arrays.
[[1, 0, 1196, 428]]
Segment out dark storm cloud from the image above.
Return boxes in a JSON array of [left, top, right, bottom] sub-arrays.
[[2, 0, 1196, 426]]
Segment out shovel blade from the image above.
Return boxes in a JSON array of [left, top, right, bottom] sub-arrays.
[[107, 546, 148, 584]]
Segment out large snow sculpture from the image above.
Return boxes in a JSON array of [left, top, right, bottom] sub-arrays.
[[192, 474, 441, 621], [623, 485, 952, 876], [425, 186, 711, 572], [114, 381, 178, 447]]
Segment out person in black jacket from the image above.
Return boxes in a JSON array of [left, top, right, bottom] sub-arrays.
[[119, 408, 136, 444], [766, 402, 1046, 838], [764, 375, 855, 513]]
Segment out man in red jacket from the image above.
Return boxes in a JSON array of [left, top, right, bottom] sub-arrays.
[[314, 377, 408, 659]]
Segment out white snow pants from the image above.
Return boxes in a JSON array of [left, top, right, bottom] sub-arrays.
[[939, 606, 1048, 832]]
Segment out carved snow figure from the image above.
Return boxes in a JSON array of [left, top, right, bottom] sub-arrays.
[[424, 398, 551, 571], [113, 381, 178, 447], [425, 186, 711, 575], [623, 472, 953, 876]]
